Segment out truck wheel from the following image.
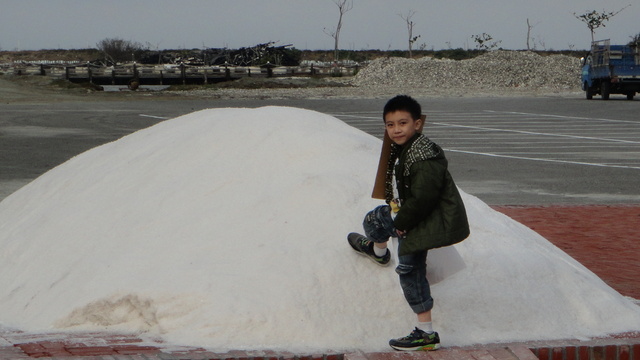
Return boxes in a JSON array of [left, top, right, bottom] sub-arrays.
[[585, 83, 594, 100], [627, 93, 635, 100], [601, 81, 610, 100]]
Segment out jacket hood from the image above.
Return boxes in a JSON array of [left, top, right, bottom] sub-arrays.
[[395, 133, 444, 177]]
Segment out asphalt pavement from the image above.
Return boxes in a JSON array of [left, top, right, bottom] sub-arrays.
[[1, 94, 639, 205]]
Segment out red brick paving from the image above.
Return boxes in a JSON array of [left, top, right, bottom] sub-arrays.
[[492, 205, 640, 300], [2, 326, 640, 359], [2, 330, 163, 358]]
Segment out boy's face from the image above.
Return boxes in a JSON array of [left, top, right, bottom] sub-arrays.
[[384, 110, 422, 146]]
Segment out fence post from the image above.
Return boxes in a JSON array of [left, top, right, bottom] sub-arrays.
[[262, 62, 275, 78]]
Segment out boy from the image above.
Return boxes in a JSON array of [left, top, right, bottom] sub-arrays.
[[348, 95, 469, 351]]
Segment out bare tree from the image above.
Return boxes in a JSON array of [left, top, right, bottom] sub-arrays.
[[574, 5, 631, 43], [400, 10, 420, 58], [526, 18, 540, 51], [323, 0, 353, 62]]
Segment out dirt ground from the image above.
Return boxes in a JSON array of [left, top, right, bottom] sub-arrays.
[[0, 75, 107, 103]]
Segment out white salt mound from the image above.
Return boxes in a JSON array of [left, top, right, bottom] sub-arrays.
[[0, 106, 638, 352]]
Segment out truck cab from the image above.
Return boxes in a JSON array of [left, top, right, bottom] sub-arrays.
[[581, 39, 640, 100]]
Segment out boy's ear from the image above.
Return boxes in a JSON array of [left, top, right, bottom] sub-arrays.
[[417, 114, 426, 133]]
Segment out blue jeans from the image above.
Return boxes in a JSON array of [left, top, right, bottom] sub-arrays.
[[396, 247, 433, 314], [362, 205, 434, 314], [363, 205, 396, 243]]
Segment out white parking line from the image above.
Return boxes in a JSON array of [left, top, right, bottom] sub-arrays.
[[447, 149, 640, 170], [484, 110, 639, 124], [431, 122, 640, 144], [139, 114, 170, 119]]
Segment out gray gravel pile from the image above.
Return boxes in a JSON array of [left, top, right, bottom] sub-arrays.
[[352, 51, 582, 92]]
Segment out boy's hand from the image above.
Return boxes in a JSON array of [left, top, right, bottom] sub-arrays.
[[390, 199, 400, 213], [396, 229, 406, 237]]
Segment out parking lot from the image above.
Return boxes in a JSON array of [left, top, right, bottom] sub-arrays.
[[336, 109, 640, 169], [327, 98, 640, 205], [1, 95, 639, 205]]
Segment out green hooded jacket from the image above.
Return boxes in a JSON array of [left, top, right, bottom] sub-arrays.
[[392, 133, 470, 255]]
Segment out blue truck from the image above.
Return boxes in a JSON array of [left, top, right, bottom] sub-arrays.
[[581, 39, 640, 100]]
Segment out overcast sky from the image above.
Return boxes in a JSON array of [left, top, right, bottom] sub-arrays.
[[1, 0, 638, 52]]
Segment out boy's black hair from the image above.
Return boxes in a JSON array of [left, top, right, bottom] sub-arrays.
[[383, 95, 421, 121]]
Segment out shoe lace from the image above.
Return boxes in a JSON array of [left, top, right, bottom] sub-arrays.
[[399, 328, 423, 340]]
